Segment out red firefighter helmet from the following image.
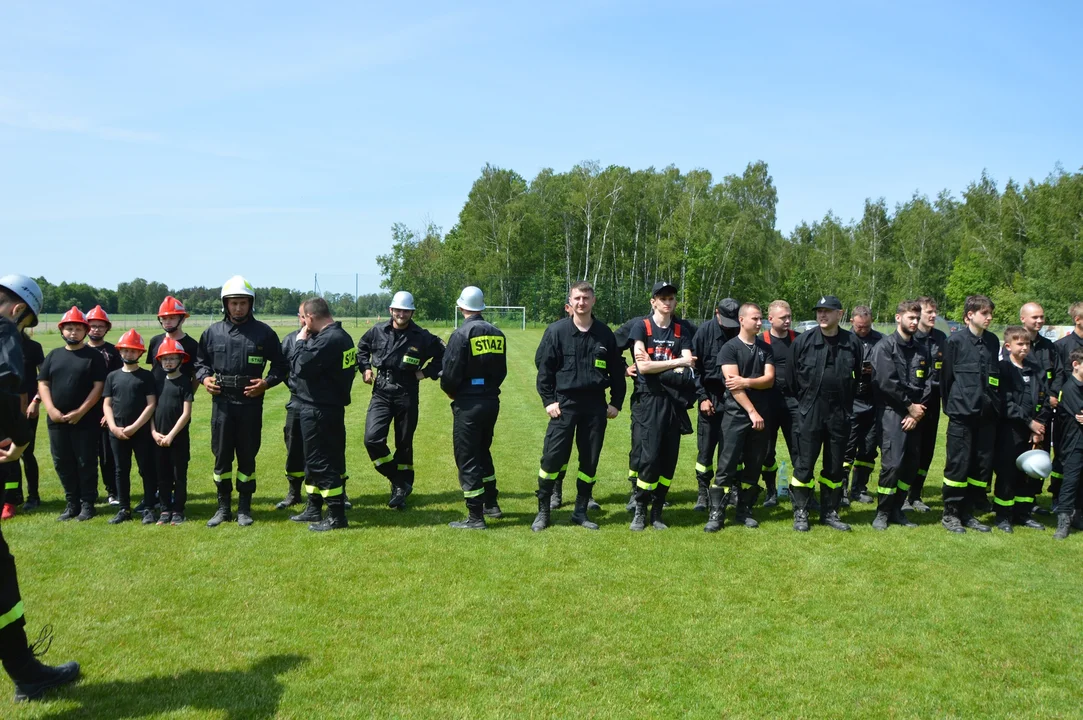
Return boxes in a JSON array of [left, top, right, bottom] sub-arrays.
[[57, 306, 89, 329], [114, 329, 146, 353], [155, 336, 189, 362], [85, 305, 112, 327], [157, 296, 189, 319]]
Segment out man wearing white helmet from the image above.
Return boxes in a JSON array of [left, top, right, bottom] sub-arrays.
[[355, 290, 444, 511], [194, 275, 287, 527], [0, 273, 81, 701], [440, 286, 507, 529]]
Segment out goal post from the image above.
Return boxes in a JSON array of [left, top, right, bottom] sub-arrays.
[[453, 305, 526, 330]]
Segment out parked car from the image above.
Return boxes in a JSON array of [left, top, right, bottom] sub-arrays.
[[794, 320, 819, 333]]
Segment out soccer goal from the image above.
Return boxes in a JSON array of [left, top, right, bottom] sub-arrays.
[[453, 305, 526, 330]]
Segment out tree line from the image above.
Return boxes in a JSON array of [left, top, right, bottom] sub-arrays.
[[377, 161, 1083, 324], [31, 277, 392, 319]]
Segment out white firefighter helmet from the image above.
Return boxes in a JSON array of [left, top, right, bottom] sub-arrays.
[[1016, 448, 1053, 480], [456, 286, 485, 313], [390, 291, 416, 311], [220, 275, 255, 300], [0, 274, 44, 327]]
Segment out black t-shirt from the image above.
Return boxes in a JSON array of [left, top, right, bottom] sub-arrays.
[[763, 331, 794, 393], [103, 368, 156, 427], [88, 341, 124, 374], [22, 335, 45, 397], [629, 316, 691, 394], [718, 336, 774, 413], [146, 333, 200, 383], [154, 374, 194, 436], [38, 346, 108, 425]]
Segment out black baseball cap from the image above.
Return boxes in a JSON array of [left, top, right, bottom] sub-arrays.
[[814, 295, 843, 311], [651, 280, 678, 297], [716, 298, 740, 328]]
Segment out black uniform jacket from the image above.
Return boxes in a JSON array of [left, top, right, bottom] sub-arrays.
[[535, 316, 625, 410], [998, 356, 1052, 444], [0, 316, 31, 446], [786, 326, 862, 420], [1057, 376, 1083, 455], [692, 319, 735, 404], [1053, 332, 1083, 396], [357, 320, 444, 395], [914, 327, 947, 398], [870, 331, 931, 416], [287, 321, 356, 408], [852, 329, 884, 413], [440, 315, 507, 399], [941, 328, 1001, 419], [194, 317, 287, 405]]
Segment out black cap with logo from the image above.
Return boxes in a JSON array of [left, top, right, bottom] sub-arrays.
[[814, 295, 843, 311]]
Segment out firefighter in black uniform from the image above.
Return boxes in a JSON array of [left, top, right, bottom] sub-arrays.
[[532, 281, 625, 532], [628, 281, 697, 531], [441, 287, 507, 529], [0, 274, 80, 701], [705, 303, 775, 532], [1049, 302, 1083, 512], [1016, 303, 1060, 514], [939, 294, 1001, 533], [906, 296, 947, 512], [869, 300, 929, 530], [277, 305, 306, 510], [842, 306, 883, 505], [760, 300, 799, 509], [786, 295, 862, 532], [194, 275, 287, 528], [691, 298, 740, 512], [285, 298, 356, 531], [357, 291, 444, 511]]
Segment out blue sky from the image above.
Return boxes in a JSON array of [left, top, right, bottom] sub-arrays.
[[2, 1, 1080, 294]]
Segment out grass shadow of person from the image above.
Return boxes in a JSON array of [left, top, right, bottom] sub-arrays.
[[38, 653, 306, 720]]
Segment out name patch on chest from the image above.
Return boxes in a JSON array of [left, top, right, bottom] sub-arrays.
[[248, 355, 263, 365]]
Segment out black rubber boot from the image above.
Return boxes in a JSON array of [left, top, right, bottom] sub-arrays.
[[625, 477, 637, 513], [734, 485, 760, 528], [1054, 512, 1072, 540], [790, 485, 811, 532], [532, 479, 555, 532], [291, 495, 323, 523], [570, 480, 599, 530], [693, 474, 710, 512], [449, 500, 486, 529], [704, 485, 727, 533], [763, 471, 778, 507], [236, 493, 254, 526], [309, 498, 348, 532], [549, 478, 564, 510], [206, 481, 232, 527], [275, 477, 303, 509]]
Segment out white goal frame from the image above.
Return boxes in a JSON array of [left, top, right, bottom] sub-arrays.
[[453, 305, 526, 330]]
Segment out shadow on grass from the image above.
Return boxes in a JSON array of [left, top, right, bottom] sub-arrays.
[[39, 653, 306, 719]]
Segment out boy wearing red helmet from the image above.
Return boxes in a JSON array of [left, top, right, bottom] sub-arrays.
[[150, 337, 194, 525], [102, 330, 157, 525], [85, 305, 123, 506], [147, 296, 199, 390], [36, 307, 107, 521]]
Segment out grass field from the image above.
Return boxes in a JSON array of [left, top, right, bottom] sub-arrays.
[[4, 326, 1082, 718]]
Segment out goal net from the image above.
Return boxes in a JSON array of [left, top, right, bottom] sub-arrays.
[[453, 305, 526, 330]]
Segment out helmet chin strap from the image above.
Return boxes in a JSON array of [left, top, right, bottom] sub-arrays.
[[64, 337, 83, 347], [122, 357, 140, 365]]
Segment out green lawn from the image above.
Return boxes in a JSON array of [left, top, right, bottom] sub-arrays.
[[5, 327, 1081, 718]]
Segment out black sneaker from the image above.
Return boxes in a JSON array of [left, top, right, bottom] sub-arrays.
[[1017, 517, 1045, 531], [107, 495, 120, 506], [170, 512, 185, 526], [133, 500, 147, 513], [995, 518, 1013, 533], [483, 504, 503, 519], [763, 491, 779, 508], [75, 502, 95, 522], [141, 509, 155, 525], [156, 511, 171, 526], [13, 659, 80, 702], [942, 515, 966, 533], [22, 497, 40, 511], [587, 498, 601, 512], [57, 503, 78, 522], [108, 509, 132, 525], [963, 516, 991, 533], [910, 499, 931, 513]]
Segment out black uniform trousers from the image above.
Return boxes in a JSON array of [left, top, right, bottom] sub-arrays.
[[97, 424, 117, 499], [716, 408, 771, 504], [1, 416, 39, 505], [108, 427, 156, 511], [299, 403, 347, 504], [1053, 450, 1083, 515], [993, 434, 1041, 520], [538, 398, 607, 502], [762, 392, 799, 489], [364, 390, 419, 490], [284, 404, 305, 480], [910, 395, 941, 502], [942, 412, 996, 516], [452, 396, 499, 502], [1050, 410, 1066, 500], [845, 405, 879, 495], [695, 399, 725, 488], [0, 523, 32, 674], [47, 421, 98, 505], [875, 407, 920, 513], [790, 399, 850, 511], [631, 394, 682, 504], [156, 432, 190, 514], [210, 400, 263, 494]]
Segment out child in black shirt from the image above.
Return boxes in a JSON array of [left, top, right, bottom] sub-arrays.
[[37, 307, 107, 521], [102, 330, 157, 524], [151, 337, 194, 525]]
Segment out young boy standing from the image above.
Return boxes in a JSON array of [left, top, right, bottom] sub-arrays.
[[1053, 347, 1083, 540], [151, 337, 194, 525], [993, 326, 1052, 533], [85, 305, 123, 505], [102, 330, 157, 524], [37, 307, 107, 521]]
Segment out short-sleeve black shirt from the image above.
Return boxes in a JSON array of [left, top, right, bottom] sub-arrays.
[[146, 333, 200, 383], [103, 368, 156, 426], [22, 335, 45, 397], [37, 346, 108, 425], [717, 336, 774, 413], [629, 316, 691, 394], [154, 374, 194, 436]]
